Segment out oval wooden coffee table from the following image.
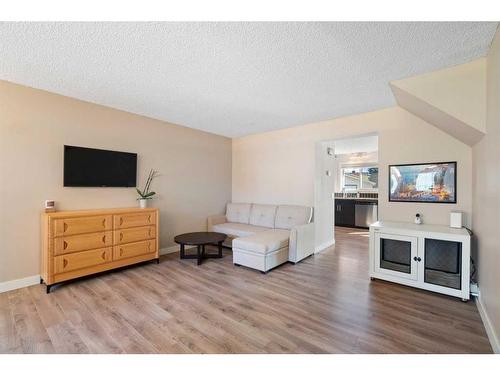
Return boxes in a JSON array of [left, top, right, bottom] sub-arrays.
[[174, 232, 227, 265]]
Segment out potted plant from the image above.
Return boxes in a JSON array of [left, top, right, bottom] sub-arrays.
[[136, 169, 158, 208]]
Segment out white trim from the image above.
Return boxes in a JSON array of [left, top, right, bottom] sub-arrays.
[[476, 293, 500, 354], [315, 239, 335, 253], [159, 244, 195, 256], [0, 275, 40, 294]]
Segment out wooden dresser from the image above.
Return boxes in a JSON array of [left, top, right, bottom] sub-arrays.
[[41, 207, 159, 293]]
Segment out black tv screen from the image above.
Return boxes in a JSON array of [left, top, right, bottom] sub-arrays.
[[64, 145, 137, 187]]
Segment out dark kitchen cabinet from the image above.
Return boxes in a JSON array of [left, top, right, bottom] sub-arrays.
[[334, 199, 355, 227]]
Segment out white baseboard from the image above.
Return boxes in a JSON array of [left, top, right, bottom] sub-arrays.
[[315, 239, 335, 253], [476, 293, 500, 354], [159, 244, 195, 256], [0, 275, 40, 294]]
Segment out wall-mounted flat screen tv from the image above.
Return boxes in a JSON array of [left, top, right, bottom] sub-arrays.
[[389, 161, 456, 203], [64, 145, 137, 187]]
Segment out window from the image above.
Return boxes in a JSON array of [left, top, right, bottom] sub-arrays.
[[341, 166, 378, 191]]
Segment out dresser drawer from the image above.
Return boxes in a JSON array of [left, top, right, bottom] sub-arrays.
[[113, 239, 156, 261], [53, 215, 112, 237], [54, 231, 113, 255], [114, 211, 156, 229], [114, 225, 156, 245], [54, 247, 112, 274]]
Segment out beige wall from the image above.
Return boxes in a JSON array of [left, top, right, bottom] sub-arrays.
[[472, 29, 500, 351], [0, 80, 232, 283], [392, 59, 487, 133], [232, 106, 472, 227]]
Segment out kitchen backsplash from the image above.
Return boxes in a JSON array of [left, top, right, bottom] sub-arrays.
[[334, 192, 378, 199]]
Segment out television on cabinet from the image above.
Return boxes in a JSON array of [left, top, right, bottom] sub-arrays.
[[64, 145, 137, 187]]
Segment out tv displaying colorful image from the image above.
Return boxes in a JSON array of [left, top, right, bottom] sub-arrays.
[[389, 162, 456, 203]]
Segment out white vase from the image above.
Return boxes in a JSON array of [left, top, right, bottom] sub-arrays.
[[139, 199, 148, 209]]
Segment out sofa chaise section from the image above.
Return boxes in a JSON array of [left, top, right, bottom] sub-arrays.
[[207, 203, 314, 272]]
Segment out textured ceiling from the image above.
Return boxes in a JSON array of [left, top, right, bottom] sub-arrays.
[[0, 22, 498, 138]]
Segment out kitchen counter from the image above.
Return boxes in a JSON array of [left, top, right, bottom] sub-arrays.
[[334, 197, 378, 202], [335, 198, 378, 228]]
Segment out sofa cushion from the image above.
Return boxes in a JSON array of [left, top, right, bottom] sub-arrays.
[[275, 205, 312, 230], [232, 229, 290, 254], [212, 222, 268, 238], [226, 203, 252, 224], [249, 204, 277, 229]]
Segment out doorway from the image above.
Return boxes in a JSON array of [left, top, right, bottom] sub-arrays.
[[314, 133, 379, 251]]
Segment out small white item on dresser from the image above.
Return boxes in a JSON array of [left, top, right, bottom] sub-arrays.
[[44, 200, 56, 213], [450, 211, 463, 228]]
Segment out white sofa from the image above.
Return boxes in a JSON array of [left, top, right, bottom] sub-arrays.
[[207, 203, 314, 273]]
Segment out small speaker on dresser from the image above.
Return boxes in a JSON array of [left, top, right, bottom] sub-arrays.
[[450, 211, 463, 228]]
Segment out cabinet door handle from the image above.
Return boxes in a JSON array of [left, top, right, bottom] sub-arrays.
[[413, 256, 418, 261]]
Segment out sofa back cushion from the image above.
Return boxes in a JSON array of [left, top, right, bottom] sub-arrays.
[[275, 205, 313, 229], [226, 203, 252, 224], [249, 204, 278, 228]]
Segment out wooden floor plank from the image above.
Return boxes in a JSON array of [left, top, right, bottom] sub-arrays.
[[0, 226, 492, 353]]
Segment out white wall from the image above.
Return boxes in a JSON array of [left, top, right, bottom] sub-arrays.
[[472, 29, 500, 353], [232, 107, 472, 230], [314, 141, 336, 251]]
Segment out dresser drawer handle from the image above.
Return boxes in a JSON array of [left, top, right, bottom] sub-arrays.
[[101, 251, 106, 260], [102, 235, 106, 243], [120, 232, 124, 241], [148, 228, 152, 237], [63, 258, 68, 268], [63, 223, 68, 233], [120, 248, 123, 256], [119, 218, 123, 225], [102, 218, 106, 228], [63, 241, 68, 250]]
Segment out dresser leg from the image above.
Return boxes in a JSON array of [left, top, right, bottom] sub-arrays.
[[46, 285, 52, 294], [40, 277, 44, 284], [155, 258, 160, 264]]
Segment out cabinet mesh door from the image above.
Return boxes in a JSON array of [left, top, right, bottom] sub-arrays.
[[424, 238, 461, 290], [380, 238, 411, 274]]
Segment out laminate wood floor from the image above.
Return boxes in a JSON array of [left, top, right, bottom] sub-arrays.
[[0, 227, 492, 353]]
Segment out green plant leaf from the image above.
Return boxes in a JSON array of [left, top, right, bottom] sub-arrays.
[[135, 187, 145, 197], [143, 191, 156, 198]]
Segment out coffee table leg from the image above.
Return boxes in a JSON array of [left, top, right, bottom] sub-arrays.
[[180, 243, 185, 259], [218, 241, 223, 258], [197, 245, 202, 265]]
